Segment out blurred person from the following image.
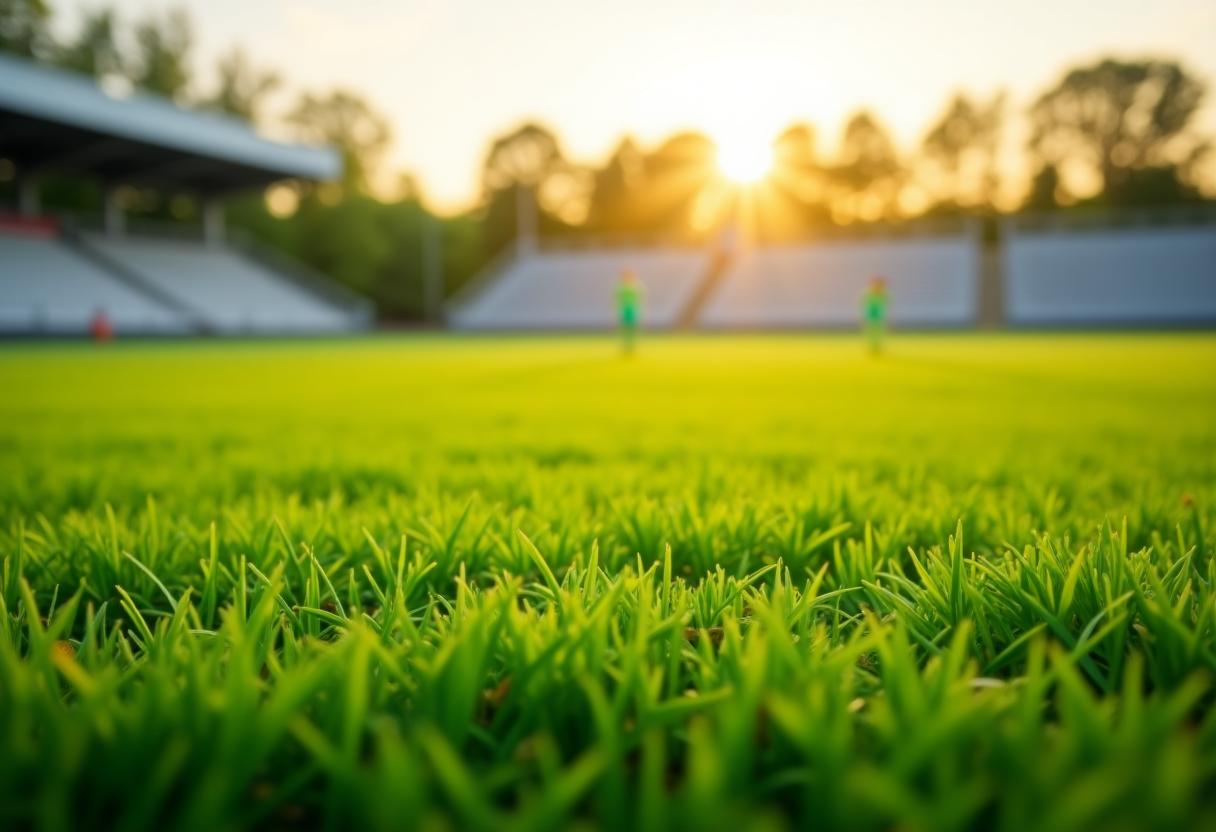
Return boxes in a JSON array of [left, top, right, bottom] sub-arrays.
[[861, 277, 889, 354], [90, 308, 114, 343], [615, 268, 643, 354]]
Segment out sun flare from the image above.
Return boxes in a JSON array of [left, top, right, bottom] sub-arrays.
[[717, 137, 773, 183]]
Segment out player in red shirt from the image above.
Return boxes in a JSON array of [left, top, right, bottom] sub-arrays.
[[90, 308, 114, 343]]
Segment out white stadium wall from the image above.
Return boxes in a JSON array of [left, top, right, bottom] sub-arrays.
[[1004, 225, 1216, 326], [449, 249, 708, 330], [700, 235, 980, 329]]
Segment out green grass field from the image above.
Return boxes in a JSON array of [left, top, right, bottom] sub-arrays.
[[2, 334, 1215, 832]]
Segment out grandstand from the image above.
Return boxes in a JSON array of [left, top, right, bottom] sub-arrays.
[[451, 213, 1216, 332], [81, 234, 359, 333], [700, 233, 980, 329], [0, 221, 188, 334], [0, 53, 370, 336], [449, 245, 709, 330], [448, 223, 984, 332], [448, 225, 982, 332], [1004, 215, 1216, 326], [7, 47, 1210, 336]]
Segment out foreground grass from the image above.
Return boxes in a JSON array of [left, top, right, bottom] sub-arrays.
[[1, 334, 1215, 832]]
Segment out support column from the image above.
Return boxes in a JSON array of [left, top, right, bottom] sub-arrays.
[[103, 184, 125, 237], [17, 172, 40, 217], [203, 196, 225, 246], [977, 241, 1004, 329], [516, 183, 537, 255], [422, 214, 444, 323]]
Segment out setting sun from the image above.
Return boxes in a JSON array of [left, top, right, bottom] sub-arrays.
[[717, 136, 773, 183], [635, 55, 812, 189]]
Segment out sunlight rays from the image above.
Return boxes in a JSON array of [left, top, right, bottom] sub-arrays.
[[717, 137, 773, 183]]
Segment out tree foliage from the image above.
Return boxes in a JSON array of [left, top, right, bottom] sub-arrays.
[[55, 6, 122, 79], [1029, 58, 1208, 204], [920, 92, 1004, 209], [771, 124, 819, 192], [826, 112, 905, 222], [287, 90, 392, 194], [200, 47, 281, 124], [481, 123, 592, 224], [482, 123, 565, 192], [0, 0, 51, 59], [583, 133, 719, 238], [753, 124, 834, 240], [583, 137, 648, 233], [129, 7, 193, 98], [474, 123, 591, 256]]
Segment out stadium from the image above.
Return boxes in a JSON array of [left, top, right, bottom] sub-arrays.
[[0, 53, 370, 335], [2, 2, 1216, 831], [4, 54, 1215, 337]]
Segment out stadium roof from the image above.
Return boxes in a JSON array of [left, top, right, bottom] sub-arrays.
[[0, 53, 341, 194]]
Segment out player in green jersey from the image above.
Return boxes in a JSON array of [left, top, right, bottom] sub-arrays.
[[861, 276, 890, 354], [616, 268, 643, 354]]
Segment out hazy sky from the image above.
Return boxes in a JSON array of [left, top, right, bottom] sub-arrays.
[[60, 0, 1216, 212]]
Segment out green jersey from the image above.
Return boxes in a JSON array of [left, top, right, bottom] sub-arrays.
[[616, 281, 642, 325], [862, 287, 889, 323]]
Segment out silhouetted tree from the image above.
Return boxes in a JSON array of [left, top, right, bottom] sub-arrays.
[[55, 6, 122, 79], [584, 137, 648, 233], [920, 92, 1004, 209], [477, 123, 590, 254], [1025, 164, 1062, 210], [1029, 58, 1207, 205], [130, 7, 192, 98], [827, 112, 905, 222], [482, 123, 591, 223], [482, 123, 565, 192], [287, 90, 391, 194], [638, 132, 718, 236], [1109, 165, 1205, 205], [744, 124, 832, 240], [201, 47, 281, 124], [772, 125, 818, 183], [0, 0, 52, 59]]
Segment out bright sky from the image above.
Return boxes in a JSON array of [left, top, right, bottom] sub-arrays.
[[62, 0, 1216, 213]]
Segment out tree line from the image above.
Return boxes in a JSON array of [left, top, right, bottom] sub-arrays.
[[1, 1, 1213, 321]]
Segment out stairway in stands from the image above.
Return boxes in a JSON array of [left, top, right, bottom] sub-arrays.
[[675, 252, 733, 330]]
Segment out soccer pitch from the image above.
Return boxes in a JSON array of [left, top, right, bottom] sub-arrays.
[[2, 334, 1215, 831]]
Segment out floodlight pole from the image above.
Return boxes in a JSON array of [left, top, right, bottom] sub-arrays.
[[103, 184, 125, 237], [203, 197, 225, 247]]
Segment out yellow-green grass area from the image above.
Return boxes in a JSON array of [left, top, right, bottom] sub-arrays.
[[1, 333, 1215, 832]]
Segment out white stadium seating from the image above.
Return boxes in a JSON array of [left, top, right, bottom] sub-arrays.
[[700, 236, 979, 328], [2, 53, 363, 337], [0, 226, 368, 336], [1004, 226, 1216, 325], [0, 227, 187, 333], [450, 249, 709, 330], [83, 235, 360, 333]]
